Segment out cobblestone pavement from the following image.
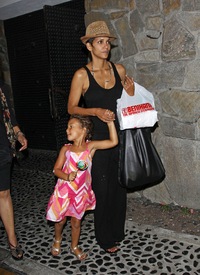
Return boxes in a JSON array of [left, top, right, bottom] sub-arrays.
[[0, 149, 200, 275]]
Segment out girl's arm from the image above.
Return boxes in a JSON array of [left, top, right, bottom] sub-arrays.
[[89, 121, 118, 157], [68, 68, 115, 123], [53, 146, 77, 181]]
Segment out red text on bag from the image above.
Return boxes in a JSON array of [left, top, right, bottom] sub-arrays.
[[122, 103, 154, 116]]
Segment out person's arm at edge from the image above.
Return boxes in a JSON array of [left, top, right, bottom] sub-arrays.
[[13, 125, 27, 151], [2, 85, 28, 151]]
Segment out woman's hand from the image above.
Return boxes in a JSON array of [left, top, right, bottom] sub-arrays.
[[122, 75, 134, 96], [96, 108, 115, 123], [17, 132, 28, 151]]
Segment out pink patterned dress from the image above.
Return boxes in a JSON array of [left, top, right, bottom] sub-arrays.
[[46, 144, 96, 221]]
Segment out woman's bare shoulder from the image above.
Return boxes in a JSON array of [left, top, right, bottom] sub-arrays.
[[71, 66, 90, 93], [73, 66, 88, 79], [115, 63, 126, 74], [112, 63, 126, 81]]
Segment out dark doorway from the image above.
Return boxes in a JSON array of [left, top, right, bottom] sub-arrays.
[[4, 0, 86, 151]]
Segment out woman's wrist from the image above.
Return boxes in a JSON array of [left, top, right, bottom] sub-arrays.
[[15, 130, 25, 139], [94, 108, 100, 116]]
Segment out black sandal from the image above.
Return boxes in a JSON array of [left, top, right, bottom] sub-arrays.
[[105, 246, 120, 254], [9, 243, 23, 260]]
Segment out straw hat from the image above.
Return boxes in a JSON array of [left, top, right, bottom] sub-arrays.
[[80, 21, 116, 44]]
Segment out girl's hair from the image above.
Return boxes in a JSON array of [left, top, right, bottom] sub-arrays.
[[69, 114, 93, 140]]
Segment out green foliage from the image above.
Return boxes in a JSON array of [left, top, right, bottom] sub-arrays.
[[181, 207, 191, 215], [160, 204, 172, 212], [160, 203, 194, 215]]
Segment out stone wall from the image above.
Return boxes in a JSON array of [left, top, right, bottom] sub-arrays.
[[84, 0, 200, 209]]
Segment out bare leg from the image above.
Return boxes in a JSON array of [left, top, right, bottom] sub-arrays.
[[54, 217, 66, 240], [0, 189, 17, 246], [51, 217, 66, 256], [0, 189, 23, 260], [71, 217, 81, 248], [71, 217, 87, 260]]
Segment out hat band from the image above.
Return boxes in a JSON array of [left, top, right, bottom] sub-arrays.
[[86, 32, 112, 37]]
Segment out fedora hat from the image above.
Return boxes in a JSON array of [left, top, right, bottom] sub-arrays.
[[80, 21, 116, 44]]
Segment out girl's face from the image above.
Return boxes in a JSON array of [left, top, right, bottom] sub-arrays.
[[66, 118, 86, 141], [88, 37, 111, 59]]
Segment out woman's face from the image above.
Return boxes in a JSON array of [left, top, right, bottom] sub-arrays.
[[89, 37, 111, 59]]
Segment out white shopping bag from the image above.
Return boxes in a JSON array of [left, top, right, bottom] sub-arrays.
[[117, 82, 158, 130]]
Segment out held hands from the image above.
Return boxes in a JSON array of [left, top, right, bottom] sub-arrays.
[[122, 75, 134, 96], [96, 108, 115, 123]]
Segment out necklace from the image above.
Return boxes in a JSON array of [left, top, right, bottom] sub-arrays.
[[91, 62, 112, 83]]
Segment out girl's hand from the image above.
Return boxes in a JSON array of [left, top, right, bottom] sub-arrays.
[[96, 108, 115, 123], [122, 75, 134, 96], [68, 171, 77, 181]]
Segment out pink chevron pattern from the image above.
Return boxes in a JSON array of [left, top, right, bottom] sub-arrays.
[[46, 144, 96, 221]]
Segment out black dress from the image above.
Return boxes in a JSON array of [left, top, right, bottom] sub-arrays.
[[83, 62, 127, 250]]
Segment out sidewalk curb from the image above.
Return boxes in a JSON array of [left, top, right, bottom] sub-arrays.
[[0, 247, 62, 275], [127, 220, 200, 246]]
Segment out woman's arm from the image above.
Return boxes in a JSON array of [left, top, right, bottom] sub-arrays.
[[2, 85, 28, 151], [68, 68, 97, 116], [116, 63, 135, 96], [13, 126, 28, 151], [68, 68, 115, 122], [89, 121, 118, 157]]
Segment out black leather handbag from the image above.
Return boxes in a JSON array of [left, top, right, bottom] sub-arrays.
[[118, 127, 165, 189]]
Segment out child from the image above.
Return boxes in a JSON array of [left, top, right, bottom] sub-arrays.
[[46, 114, 118, 260]]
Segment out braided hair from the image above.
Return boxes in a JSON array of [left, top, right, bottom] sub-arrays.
[[69, 114, 94, 141]]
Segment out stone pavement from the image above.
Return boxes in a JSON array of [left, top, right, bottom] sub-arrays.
[[0, 149, 200, 275], [1, 221, 200, 275]]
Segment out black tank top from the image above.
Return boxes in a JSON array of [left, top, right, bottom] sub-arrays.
[[83, 62, 123, 139]]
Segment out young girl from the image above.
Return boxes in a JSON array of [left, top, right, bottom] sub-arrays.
[[46, 114, 118, 260]]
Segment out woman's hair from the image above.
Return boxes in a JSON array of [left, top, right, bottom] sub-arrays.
[[69, 114, 94, 140], [86, 38, 95, 45]]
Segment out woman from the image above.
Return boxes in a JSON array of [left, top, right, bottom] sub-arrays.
[[0, 79, 27, 260], [68, 21, 134, 253]]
